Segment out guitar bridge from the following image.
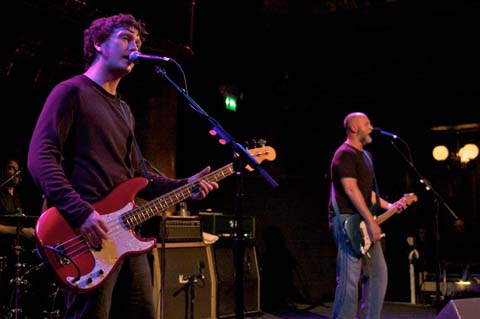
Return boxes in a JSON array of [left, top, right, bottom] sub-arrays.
[[52, 243, 71, 266]]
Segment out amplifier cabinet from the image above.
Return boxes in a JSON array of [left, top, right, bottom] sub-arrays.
[[151, 242, 217, 319], [213, 240, 261, 318], [200, 213, 255, 240], [143, 216, 202, 242]]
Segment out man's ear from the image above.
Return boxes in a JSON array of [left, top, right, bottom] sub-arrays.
[[94, 43, 102, 54]]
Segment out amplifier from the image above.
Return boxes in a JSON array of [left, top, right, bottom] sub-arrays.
[[199, 212, 255, 239], [142, 216, 202, 242]]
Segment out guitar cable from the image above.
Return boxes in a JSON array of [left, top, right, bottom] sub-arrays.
[[41, 245, 81, 283]]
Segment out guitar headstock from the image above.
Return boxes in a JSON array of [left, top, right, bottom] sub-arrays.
[[402, 193, 418, 206], [245, 142, 276, 172]]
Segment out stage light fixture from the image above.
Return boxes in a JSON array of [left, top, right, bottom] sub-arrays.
[[432, 145, 449, 161], [432, 143, 479, 164], [457, 143, 479, 164], [430, 123, 480, 166]]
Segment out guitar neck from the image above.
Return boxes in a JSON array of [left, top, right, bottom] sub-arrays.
[[122, 163, 235, 228], [376, 206, 400, 225], [376, 193, 417, 225]]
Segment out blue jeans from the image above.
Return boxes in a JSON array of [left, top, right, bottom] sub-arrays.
[[63, 253, 156, 319], [329, 215, 387, 319]]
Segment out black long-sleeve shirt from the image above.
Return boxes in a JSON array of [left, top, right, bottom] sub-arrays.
[[28, 74, 186, 227]]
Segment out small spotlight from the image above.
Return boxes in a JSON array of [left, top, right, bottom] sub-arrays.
[[219, 84, 241, 112], [457, 143, 479, 164], [432, 145, 449, 161]]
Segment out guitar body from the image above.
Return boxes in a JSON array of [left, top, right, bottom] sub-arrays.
[[343, 214, 371, 257], [35, 177, 156, 293], [343, 193, 418, 258], [35, 145, 277, 293]]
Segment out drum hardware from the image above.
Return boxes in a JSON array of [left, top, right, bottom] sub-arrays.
[[0, 214, 63, 318], [0, 256, 8, 319], [1, 214, 38, 319], [5, 262, 63, 319], [0, 215, 37, 228], [42, 282, 62, 319], [7, 226, 28, 319]]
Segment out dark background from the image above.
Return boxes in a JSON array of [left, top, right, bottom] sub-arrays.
[[1, 0, 479, 309]]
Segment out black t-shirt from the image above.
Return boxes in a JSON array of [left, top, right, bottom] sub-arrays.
[[328, 143, 375, 219]]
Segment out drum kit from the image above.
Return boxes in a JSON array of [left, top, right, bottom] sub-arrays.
[[0, 214, 64, 319]]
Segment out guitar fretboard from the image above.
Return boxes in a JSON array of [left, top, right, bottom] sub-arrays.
[[121, 163, 235, 228]]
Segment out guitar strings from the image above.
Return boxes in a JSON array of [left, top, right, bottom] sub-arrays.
[[40, 149, 273, 287], [48, 163, 236, 268], [50, 184, 197, 263]]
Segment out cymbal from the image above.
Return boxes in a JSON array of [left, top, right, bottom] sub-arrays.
[[0, 214, 38, 227]]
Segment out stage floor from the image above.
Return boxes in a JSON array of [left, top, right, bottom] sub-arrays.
[[246, 301, 438, 319]]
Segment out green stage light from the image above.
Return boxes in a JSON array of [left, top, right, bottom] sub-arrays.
[[225, 94, 237, 112]]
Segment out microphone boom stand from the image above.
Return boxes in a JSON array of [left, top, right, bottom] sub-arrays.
[[153, 64, 279, 318], [384, 137, 459, 313]]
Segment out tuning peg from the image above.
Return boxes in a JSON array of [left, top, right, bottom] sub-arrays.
[[257, 139, 266, 147]]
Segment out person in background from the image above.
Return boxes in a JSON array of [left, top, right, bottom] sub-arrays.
[[414, 226, 435, 275], [327, 112, 406, 319], [0, 157, 36, 316], [0, 157, 35, 240], [27, 13, 218, 318], [443, 219, 480, 272]]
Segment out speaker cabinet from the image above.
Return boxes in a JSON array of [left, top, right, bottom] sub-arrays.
[[436, 298, 480, 319], [152, 242, 216, 319], [214, 240, 261, 318]]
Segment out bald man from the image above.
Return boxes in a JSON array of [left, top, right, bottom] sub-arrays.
[[327, 112, 401, 319]]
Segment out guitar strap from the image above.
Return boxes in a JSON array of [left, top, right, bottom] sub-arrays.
[[119, 102, 150, 181], [331, 183, 349, 250], [362, 150, 380, 216]]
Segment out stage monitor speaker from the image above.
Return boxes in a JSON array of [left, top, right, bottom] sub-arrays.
[[436, 297, 480, 319], [214, 240, 261, 318], [152, 242, 217, 319]]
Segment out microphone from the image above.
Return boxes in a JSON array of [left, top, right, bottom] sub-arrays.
[[372, 128, 398, 139], [0, 170, 21, 188], [129, 51, 172, 64]]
